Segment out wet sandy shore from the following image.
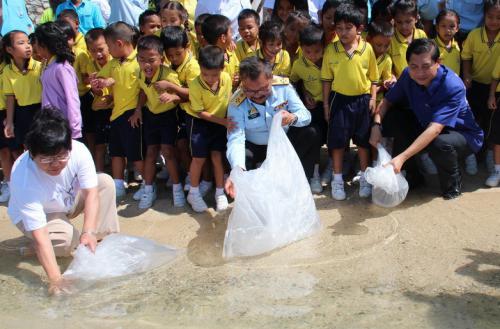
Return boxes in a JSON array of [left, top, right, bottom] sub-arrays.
[[0, 171, 499, 329]]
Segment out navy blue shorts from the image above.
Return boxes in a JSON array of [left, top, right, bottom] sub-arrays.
[[0, 111, 16, 150], [109, 109, 144, 161], [186, 115, 227, 158], [14, 103, 40, 149], [176, 107, 188, 140], [94, 109, 111, 145], [327, 92, 371, 149], [488, 92, 500, 145], [80, 91, 95, 134], [143, 108, 178, 146]]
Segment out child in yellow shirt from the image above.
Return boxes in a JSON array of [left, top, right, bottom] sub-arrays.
[[258, 20, 291, 77], [236, 9, 260, 61]]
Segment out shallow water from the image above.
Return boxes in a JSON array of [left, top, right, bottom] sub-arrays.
[[1, 183, 500, 328]]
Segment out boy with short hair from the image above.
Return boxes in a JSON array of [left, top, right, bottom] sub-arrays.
[[321, 4, 379, 201], [236, 9, 260, 61], [201, 14, 240, 88], [90, 22, 143, 198], [258, 20, 291, 77], [57, 9, 87, 53], [185, 46, 232, 212], [290, 24, 326, 194]]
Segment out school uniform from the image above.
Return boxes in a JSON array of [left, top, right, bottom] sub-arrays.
[[235, 39, 260, 61], [488, 58, 500, 145], [223, 49, 240, 83], [186, 72, 232, 158], [257, 48, 291, 77], [0, 62, 15, 150], [321, 38, 379, 150], [388, 28, 427, 78], [435, 37, 461, 75], [73, 48, 95, 135], [98, 50, 143, 161], [2, 58, 42, 148], [138, 64, 182, 147]]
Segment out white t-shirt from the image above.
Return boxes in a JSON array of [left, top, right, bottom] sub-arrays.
[[195, 0, 252, 40], [8, 141, 98, 232]]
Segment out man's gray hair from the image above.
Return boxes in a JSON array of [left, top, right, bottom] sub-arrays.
[[239, 57, 274, 81]]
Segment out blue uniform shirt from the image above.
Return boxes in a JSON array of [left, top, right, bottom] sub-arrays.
[[1, 0, 34, 35], [56, 0, 105, 34], [227, 79, 312, 169], [385, 65, 484, 153], [446, 0, 484, 32]]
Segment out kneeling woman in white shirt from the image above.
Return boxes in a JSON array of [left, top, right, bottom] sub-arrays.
[[8, 109, 119, 295]]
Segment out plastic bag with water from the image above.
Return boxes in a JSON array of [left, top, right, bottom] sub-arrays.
[[365, 144, 409, 208], [223, 111, 321, 259], [63, 234, 180, 281]]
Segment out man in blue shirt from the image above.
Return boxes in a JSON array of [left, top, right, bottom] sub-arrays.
[[56, 0, 105, 34], [370, 38, 483, 200], [225, 57, 319, 197], [0, 0, 34, 35], [108, 0, 148, 26]]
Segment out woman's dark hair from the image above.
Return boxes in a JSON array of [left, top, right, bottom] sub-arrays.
[[25, 108, 72, 156], [198, 45, 225, 70], [406, 38, 440, 63], [239, 56, 274, 81], [2, 30, 29, 65], [55, 20, 76, 42], [34, 22, 75, 64], [161, 26, 189, 49]]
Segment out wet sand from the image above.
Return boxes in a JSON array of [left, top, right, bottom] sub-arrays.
[[0, 171, 499, 329]]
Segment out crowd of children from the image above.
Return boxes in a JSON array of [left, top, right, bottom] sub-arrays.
[[0, 0, 499, 211]]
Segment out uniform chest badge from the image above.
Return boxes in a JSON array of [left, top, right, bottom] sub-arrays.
[[274, 101, 288, 111], [248, 107, 260, 119]]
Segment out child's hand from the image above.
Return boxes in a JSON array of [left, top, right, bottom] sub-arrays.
[[232, 73, 240, 88], [488, 94, 497, 111], [4, 121, 14, 138], [383, 76, 397, 90], [128, 109, 142, 128], [303, 91, 317, 110], [323, 105, 330, 122], [159, 92, 179, 104], [228, 39, 237, 52], [154, 80, 175, 93], [369, 98, 377, 115], [463, 77, 472, 89], [226, 116, 238, 132]]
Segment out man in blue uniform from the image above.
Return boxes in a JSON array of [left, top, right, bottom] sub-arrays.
[[370, 38, 484, 200], [225, 57, 319, 197]]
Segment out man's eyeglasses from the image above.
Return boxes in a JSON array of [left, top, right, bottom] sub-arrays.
[[37, 152, 71, 164], [242, 85, 271, 96]]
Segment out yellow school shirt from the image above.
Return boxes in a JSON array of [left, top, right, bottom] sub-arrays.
[[493, 58, 500, 93], [0, 62, 5, 110], [290, 54, 322, 102], [98, 50, 140, 121], [321, 38, 379, 96], [235, 39, 260, 61], [177, 0, 196, 31], [74, 48, 91, 96], [155, 28, 197, 58], [173, 52, 200, 112], [224, 49, 240, 81], [257, 49, 291, 77], [389, 28, 427, 78], [376, 53, 392, 101], [462, 26, 500, 85], [85, 57, 113, 110], [3, 58, 42, 106], [187, 71, 232, 118], [139, 64, 181, 114], [435, 37, 461, 75], [74, 32, 87, 53]]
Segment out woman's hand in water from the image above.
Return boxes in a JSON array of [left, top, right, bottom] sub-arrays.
[[48, 277, 73, 296]]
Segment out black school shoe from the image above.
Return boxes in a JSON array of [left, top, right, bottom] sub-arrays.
[[442, 180, 462, 200]]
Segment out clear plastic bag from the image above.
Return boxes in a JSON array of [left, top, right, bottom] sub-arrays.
[[63, 234, 180, 281], [223, 112, 321, 259], [365, 144, 409, 208]]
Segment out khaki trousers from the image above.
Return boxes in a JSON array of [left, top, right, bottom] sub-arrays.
[[16, 173, 120, 257]]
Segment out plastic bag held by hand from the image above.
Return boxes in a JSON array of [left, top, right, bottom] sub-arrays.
[[223, 111, 321, 259], [63, 234, 180, 281], [365, 144, 409, 208]]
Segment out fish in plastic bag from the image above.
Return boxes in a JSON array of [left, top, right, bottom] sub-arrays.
[[365, 144, 409, 208], [63, 234, 180, 281], [223, 111, 321, 259]]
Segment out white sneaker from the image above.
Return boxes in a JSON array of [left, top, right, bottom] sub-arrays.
[[320, 167, 332, 186], [0, 183, 10, 202], [485, 170, 500, 187], [200, 180, 213, 197], [187, 192, 208, 213], [486, 150, 495, 173], [420, 153, 438, 175], [465, 154, 478, 175], [173, 187, 186, 207], [138, 187, 157, 209], [134, 171, 143, 181], [310, 176, 323, 194], [331, 180, 346, 200], [156, 167, 169, 180], [359, 175, 372, 198], [133, 182, 145, 201], [184, 174, 191, 192], [215, 193, 229, 211], [115, 182, 126, 199]]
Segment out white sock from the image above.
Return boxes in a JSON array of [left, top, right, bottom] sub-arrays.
[[333, 174, 343, 182], [189, 186, 200, 194], [144, 184, 153, 193], [173, 183, 182, 191], [215, 187, 224, 196], [313, 164, 320, 177], [495, 164, 500, 172]]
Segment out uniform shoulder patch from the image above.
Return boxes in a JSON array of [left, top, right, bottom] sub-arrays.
[[272, 76, 289, 85], [230, 88, 247, 106]]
